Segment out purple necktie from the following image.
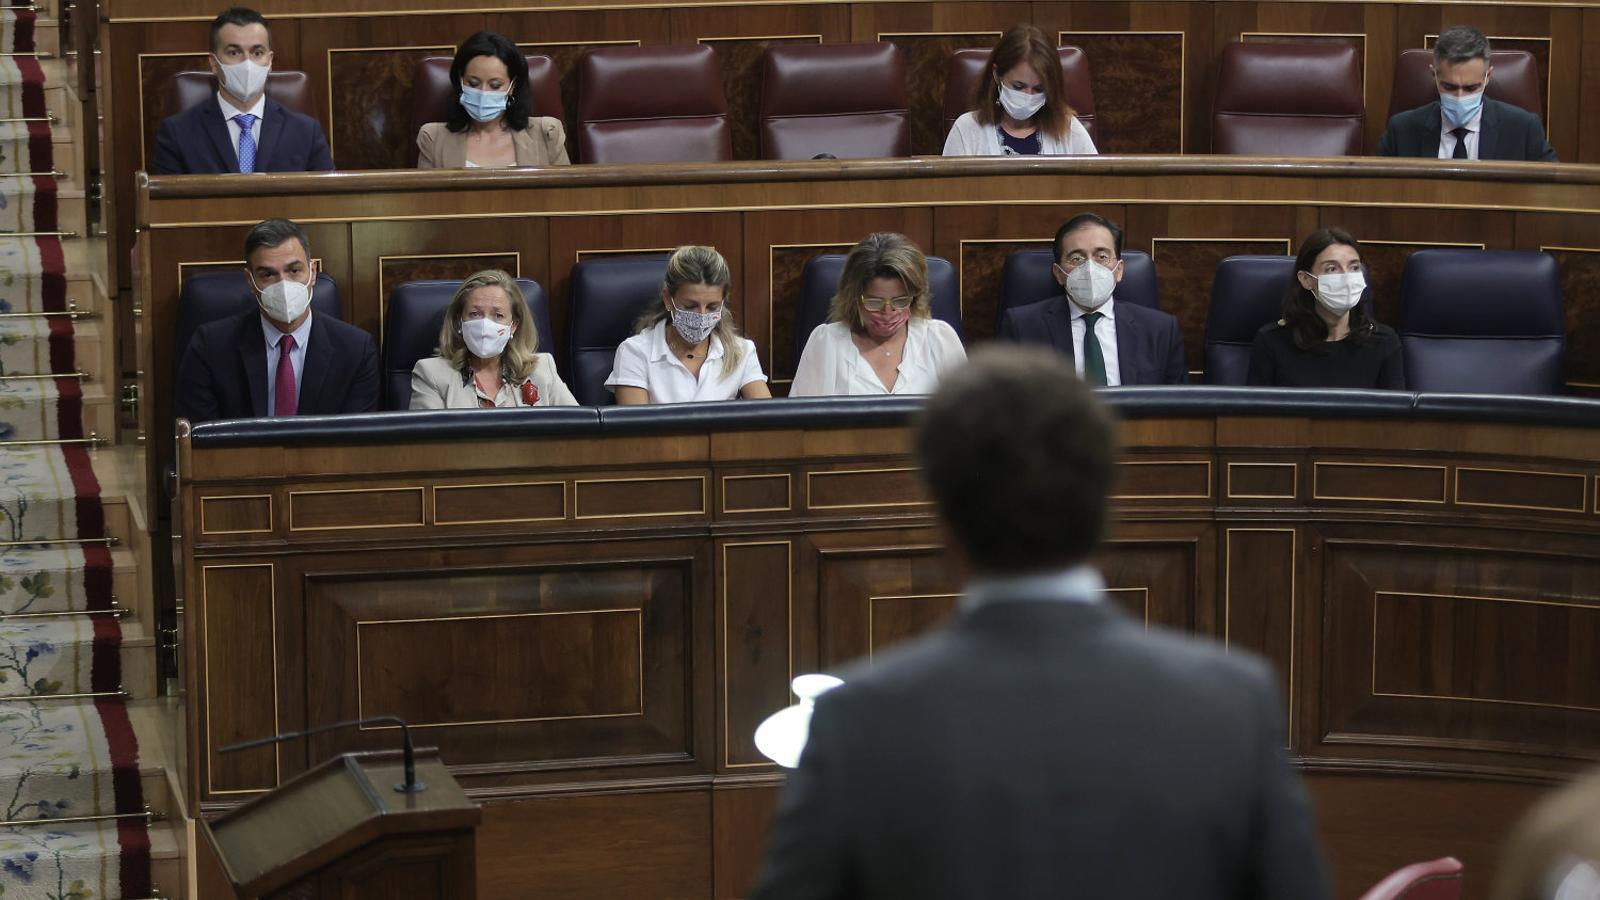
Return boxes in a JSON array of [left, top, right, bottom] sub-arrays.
[[274, 334, 297, 417]]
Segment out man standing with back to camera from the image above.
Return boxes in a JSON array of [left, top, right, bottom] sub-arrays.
[[752, 348, 1330, 900]]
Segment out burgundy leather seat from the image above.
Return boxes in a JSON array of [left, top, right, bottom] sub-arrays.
[[1388, 48, 1543, 122], [1356, 856, 1463, 900], [759, 43, 908, 160], [1212, 42, 1364, 156], [164, 70, 313, 117], [577, 45, 731, 163], [406, 55, 565, 167], [942, 47, 1097, 145]]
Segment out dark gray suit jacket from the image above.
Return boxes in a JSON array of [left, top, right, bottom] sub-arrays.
[[995, 295, 1188, 386], [752, 596, 1330, 900], [1376, 97, 1555, 161]]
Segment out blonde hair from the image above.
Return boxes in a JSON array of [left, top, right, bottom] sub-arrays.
[[436, 269, 542, 383], [827, 232, 933, 335], [1491, 769, 1600, 900], [634, 245, 748, 380]]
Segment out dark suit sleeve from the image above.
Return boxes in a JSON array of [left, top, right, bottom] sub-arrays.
[[996, 309, 1019, 342], [1245, 666, 1331, 900], [343, 331, 380, 413], [1245, 334, 1276, 386], [308, 119, 335, 171], [1162, 317, 1188, 385], [750, 696, 856, 900], [150, 117, 185, 175], [1375, 117, 1400, 157], [174, 329, 220, 423], [1528, 122, 1558, 162]]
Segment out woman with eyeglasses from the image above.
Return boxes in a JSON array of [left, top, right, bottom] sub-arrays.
[[790, 233, 967, 396]]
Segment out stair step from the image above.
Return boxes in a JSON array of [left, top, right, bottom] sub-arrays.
[[0, 316, 104, 379], [0, 378, 115, 442], [0, 616, 152, 700]]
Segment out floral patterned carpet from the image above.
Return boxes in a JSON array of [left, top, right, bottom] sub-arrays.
[[0, 20, 152, 896]]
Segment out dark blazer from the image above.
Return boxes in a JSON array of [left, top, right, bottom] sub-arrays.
[[752, 596, 1330, 900], [1376, 97, 1555, 161], [175, 309, 378, 423], [996, 295, 1188, 385], [150, 94, 335, 175]]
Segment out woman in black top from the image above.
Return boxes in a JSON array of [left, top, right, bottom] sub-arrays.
[[1247, 227, 1406, 389]]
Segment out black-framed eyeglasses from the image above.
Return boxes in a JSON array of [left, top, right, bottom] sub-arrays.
[[860, 294, 914, 312]]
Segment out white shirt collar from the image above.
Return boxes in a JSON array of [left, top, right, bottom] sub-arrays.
[[647, 318, 725, 365], [261, 309, 313, 351], [1067, 298, 1116, 323], [961, 564, 1105, 611], [218, 91, 267, 121]]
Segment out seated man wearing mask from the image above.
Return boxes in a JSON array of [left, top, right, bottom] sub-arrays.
[[151, 6, 334, 174], [1377, 25, 1555, 161], [996, 213, 1187, 386], [176, 218, 378, 423]]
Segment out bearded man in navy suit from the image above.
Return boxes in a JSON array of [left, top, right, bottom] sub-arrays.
[[150, 7, 334, 175], [996, 213, 1188, 386]]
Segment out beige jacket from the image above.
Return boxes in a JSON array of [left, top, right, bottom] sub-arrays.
[[409, 354, 579, 409], [415, 119, 571, 168]]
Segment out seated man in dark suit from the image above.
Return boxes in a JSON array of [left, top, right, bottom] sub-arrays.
[[996, 213, 1187, 385], [150, 7, 334, 175], [176, 218, 377, 423], [753, 348, 1330, 900], [1377, 25, 1556, 162]]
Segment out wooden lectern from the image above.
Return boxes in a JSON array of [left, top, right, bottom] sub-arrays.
[[197, 748, 481, 899]]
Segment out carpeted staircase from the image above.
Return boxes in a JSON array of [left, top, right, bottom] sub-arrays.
[[1, 3, 167, 897]]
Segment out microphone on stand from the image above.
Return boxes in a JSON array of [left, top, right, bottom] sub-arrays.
[[219, 715, 429, 794]]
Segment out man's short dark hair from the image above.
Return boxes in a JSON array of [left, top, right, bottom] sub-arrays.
[[210, 7, 270, 55], [914, 347, 1117, 574], [1053, 213, 1124, 263], [1433, 26, 1490, 67], [243, 218, 309, 262]]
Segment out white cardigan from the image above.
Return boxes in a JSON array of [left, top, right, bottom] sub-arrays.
[[942, 111, 1098, 157], [790, 319, 967, 396]]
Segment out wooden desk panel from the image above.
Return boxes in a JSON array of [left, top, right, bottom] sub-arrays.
[[176, 407, 1600, 896]]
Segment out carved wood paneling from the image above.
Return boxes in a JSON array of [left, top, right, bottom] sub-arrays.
[[815, 540, 956, 668], [721, 540, 793, 768], [1150, 237, 1293, 372], [1061, 32, 1185, 153], [200, 563, 278, 794], [1224, 528, 1297, 717]]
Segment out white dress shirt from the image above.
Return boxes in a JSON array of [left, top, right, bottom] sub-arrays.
[[1437, 105, 1482, 160], [790, 318, 967, 396], [1070, 300, 1122, 386], [605, 319, 767, 403], [217, 91, 266, 163], [262, 311, 311, 416], [961, 564, 1105, 611]]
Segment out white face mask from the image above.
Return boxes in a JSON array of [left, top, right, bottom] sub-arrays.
[[216, 56, 270, 103], [1062, 261, 1117, 311], [998, 84, 1047, 121], [1309, 270, 1365, 314], [461, 317, 514, 359], [255, 274, 312, 324], [670, 305, 721, 345]]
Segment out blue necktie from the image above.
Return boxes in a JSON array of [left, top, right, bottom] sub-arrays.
[[234, 113, 258, 173]]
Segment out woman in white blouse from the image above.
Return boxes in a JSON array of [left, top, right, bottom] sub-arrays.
[[942, 24, 1096, 158], [410, 269, 578, 409], [606, 245, 771, 404], [790, 233, 967, 396]]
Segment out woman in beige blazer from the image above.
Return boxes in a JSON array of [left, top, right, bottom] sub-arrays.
[[409, 269, 578, 409], [415, 31, 571, 169]]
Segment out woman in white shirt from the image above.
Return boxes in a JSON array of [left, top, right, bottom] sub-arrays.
[[606, 245, 771, 404], [942, 23, 1096, 158], [791, 233, 967, 396], [410, 268, 578, 409]]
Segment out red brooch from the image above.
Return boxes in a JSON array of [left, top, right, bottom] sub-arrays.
[[520, 382, 540, 406]]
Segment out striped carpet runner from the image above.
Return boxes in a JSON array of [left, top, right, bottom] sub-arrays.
[[0, 24, 152, 899]]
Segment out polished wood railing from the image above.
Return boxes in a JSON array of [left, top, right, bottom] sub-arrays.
[[174, 391, 1600, 898]]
